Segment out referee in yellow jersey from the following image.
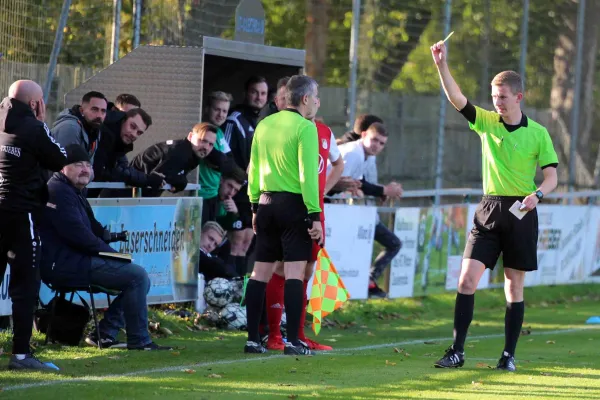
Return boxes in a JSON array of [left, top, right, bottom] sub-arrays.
[[243, 75, 323, 356], [430, 41, 559, 371]]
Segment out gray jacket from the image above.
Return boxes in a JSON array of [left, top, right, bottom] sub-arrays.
[[52, 107, 101, 163]]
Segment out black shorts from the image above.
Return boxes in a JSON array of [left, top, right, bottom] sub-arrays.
[[464, 196, 538, 271], [254, 192, 312, 263], [232, 188, 252, 230]]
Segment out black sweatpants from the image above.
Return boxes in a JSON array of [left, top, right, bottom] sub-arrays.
[[0, 210, 42, 354]]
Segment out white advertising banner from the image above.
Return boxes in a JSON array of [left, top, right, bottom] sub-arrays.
[[583, 207, 600, 282], [0, 266, 11, 316], [320, 203, 377, 300], [389, 208, 420, 298]]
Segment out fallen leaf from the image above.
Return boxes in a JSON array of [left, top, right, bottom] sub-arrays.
[[207, 373, 222, 378], [472, 381, 483, 386], [521, 329, 532, 336], [290, 368, 297, 373], [466, 344, 475, 348], [540, 372, 552, 376], [107, 356, 120, 360], [288, 395, 298, 399], [324, 339, 336, 342], [404, 352, 411, 357], [385, 360, 397, 366], [540, 301, 549, 307], [367, 332, 375, 336], [527, 339, 534, 342], [393, 347, 401, 353], [149, 321, 160, 331], [360, 325, 368, 329], [476, 362, 490, 368], [183, 369, 196, 374], [171, 351, 181, 356], [546, 340, 555, 344], [159, 327, 173, 335], [330, 334, 343, 338], [215, 336, 224, 340], [568, 350, 576, 355]]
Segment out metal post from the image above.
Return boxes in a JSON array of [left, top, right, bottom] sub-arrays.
[[43, 0, 72, 103], [347, 0, 361, 130], [568, 0, 586, 198], [519, 0, 530, 92], [133, 0, 141, 49], [434, 0, 452, 207], [110, 0, 122, 64]]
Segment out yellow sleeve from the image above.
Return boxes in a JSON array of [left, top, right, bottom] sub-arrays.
[[538, 129, 559, 168], [468, 105, 498, 135], [297, 122, 321, 216], [247, 133, 260, 205]]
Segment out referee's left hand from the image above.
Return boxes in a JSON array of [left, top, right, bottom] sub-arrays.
[[521, 193, 539, 211], [308, 221, 323, 246]]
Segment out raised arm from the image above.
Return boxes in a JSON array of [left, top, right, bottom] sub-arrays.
[[431, 41, 468, 111]]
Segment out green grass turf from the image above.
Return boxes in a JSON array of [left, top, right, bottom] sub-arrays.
[[1, 283, 599, 399]]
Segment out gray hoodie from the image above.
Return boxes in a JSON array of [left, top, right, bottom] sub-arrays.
[[52, 106, 101, 163]]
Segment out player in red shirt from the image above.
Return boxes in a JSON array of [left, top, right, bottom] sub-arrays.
[[264, 101, 344, 351]]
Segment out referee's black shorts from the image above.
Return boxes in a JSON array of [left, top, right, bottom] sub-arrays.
[[254, 192, 312, 263], [464, 195, 538, 271]]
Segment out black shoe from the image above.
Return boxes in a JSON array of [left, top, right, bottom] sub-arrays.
[[128, 342, 173, 351], [284, 340, 313, 356], [244, 341, 267, 354], [368, 286, 387, 299], [8, 354, 59, 371], [434, 346, 465, 368], [85, 332, 126, 349], [496, 351, 516, 371]]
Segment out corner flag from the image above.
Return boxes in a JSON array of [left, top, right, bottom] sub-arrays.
[[306, 247, 350, 335]]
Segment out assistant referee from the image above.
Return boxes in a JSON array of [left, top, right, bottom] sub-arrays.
[[244, 75, 322, 356], [430, 41, 558, 371]]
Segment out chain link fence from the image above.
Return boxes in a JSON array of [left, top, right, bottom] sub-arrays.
[[0, 0, 596, 192]]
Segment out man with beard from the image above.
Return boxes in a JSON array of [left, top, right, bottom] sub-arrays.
[[257, 76, 289, 124], [222, 76, 268, 276], [52, 91, 107, 164], [90, 108, 164, 197], [130, 122, 220, 197]]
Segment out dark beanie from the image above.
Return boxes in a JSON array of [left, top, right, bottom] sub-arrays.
[[65, 144, 90, 164]]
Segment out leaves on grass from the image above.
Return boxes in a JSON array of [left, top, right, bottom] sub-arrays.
[[385, 360, 397, 366], [171, 351, 181, 356], [367, 332, 375, 337], [472, 381, 483, 387], [290, 368, 297, 373], [324, 339, 337, 342], [540, 372, 553, 376], [393, 347, 401, 353], [360, 325, 368, 329], [569, 350, 576, 355], [207, 373, 222, 378], [527, 339, 534, 342], [476, 362, 491, 368], [540, 301, 549, 308], [107, 356, 120, 360], [466, 344, 475, 348], [521, 329, 532, 336], [159, 327, 173, 336], [85, 361, 98, 368], [546, 340, 556, 344], [148, 321, 160, 331], [182, 369, 196, 374]]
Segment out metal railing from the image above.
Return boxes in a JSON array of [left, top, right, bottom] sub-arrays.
[[86, 182, 201, 198]]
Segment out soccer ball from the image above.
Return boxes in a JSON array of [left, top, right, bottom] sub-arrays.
[[204, 278, 233, 307], [230, 277, 245, 303], [202, 305, 222, 326], [220, 303, 247, 330]]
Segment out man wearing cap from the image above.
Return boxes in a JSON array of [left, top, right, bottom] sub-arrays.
[[39, 144, 171, 351]]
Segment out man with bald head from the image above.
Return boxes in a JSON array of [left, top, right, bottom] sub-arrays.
[[0, 80, 67, 370]]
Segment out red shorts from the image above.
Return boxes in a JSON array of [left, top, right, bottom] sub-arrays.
[[310, 219, 325, 262]]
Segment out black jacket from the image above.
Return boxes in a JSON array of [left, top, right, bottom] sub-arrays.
[[257, 101, 278, 125], [92, 111, 163, 192], [222, 104, 260, 171], [199, 248, 238, 282], [130, 138, 229, 197], [338, 130, 361, 145], [40, 173, 116, 287], [0, 98, 67, 212]]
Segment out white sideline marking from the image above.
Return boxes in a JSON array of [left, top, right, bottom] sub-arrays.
[[1, 327, 592, 392]]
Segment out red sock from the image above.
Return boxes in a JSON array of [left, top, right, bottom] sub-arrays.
[[266, 273, 285, 338], [297, 279, 309, 341]]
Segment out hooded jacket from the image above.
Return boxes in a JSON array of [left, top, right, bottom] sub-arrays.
[[92, 110, 163, 192], [52, 105, 102, 163], [0, 97, 67, 212]]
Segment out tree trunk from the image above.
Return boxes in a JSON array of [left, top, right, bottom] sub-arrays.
[[304, 0, 329, 83], [550, 0, 600, 188]]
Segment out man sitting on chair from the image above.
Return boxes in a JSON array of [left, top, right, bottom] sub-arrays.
[[39, 144, 171, 351]]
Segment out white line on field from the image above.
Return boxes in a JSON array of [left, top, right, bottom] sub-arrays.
[[1, 327, 593, 392]]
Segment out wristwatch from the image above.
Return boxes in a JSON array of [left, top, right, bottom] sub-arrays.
[[534, 190, 544, 200]]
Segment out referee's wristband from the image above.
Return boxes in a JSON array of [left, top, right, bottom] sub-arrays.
[[308, 212, 321, 222], [251, 203, 258, 213]]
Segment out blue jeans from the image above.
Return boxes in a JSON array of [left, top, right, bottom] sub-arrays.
[[89, 257, 151, 347], [370, 222, 402, 281]]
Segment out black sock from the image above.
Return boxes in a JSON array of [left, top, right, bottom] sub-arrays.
[[504, 301, 525, 356], [453, 293, 474, 353], [234, 256, 247, 276], [245, 279, 266, 343], [259, 291, 268, 335], [283, 279, 304, 345]]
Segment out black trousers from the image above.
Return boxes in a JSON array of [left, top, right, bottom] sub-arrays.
[[0, 210, 42, 354]]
